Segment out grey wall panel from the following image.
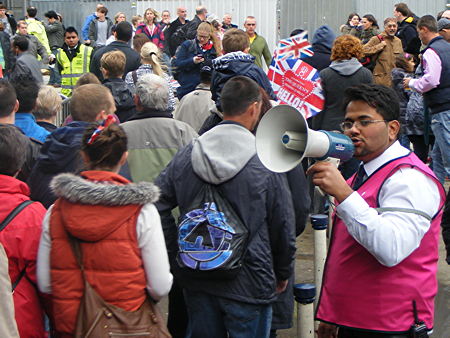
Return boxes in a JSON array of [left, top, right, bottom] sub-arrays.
[[31, 0, 138, 34], [356, 0, 447, 23], [280, 0, 355, 40], [138, 0, 277, 68]]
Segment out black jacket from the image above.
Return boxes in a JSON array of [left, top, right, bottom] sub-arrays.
[[28, 121, 90, 208], [0, 31, 14, 72], [102, 78, 136, 122], [90, 41, 140, 81], [396, 17, 420, 54], [155, 121, 307, 304], [165, 17, 189, 56]]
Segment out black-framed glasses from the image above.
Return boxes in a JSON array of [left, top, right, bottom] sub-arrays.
[[340, 120, 388, 131]]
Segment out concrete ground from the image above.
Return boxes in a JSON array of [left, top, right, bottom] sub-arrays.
[[156, 222, 449, 338]]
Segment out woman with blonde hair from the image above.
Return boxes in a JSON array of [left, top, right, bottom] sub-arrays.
[[114, 12, 126, 24], [125, 41, 176, 110], [135, 8, 164, 50], [34, 85, 62, 131], [172, 22, 219, 99]]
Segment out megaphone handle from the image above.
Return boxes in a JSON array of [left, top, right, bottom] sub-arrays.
[[314, 158, 341, 197]]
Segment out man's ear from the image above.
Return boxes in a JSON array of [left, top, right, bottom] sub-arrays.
[[95, 110, 109, 121], [388, 120, 401, 142], [13, 99, 19, 114], [119, 151, 128, 166]]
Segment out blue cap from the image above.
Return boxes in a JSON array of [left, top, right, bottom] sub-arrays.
[[310, 214, 328, 230], [294, 283, 316, 304]]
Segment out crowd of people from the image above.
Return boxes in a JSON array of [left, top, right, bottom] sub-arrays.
[[0, 1, 449, 338]]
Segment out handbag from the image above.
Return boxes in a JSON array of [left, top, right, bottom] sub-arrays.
[[67, 234, 171, 338]]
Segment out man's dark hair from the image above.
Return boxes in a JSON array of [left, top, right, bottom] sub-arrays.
[[0, 125, 28, 176], [196, 6, 207, 15], [394, 3, 410, 17], [115, 21, 133, 42], [97, 6, 108, 15], [0, 80, 17, 118], [12, 35, 29, 52], [417, 15, 438, 33], [11, 75, 40, 113], [200, 66, 212, 83], [363, 14, 379, 29], [343, 84, 400, 121], [44, 10, 58, 20], [290, 28, 305, 37], [221, 76, 262, 116], [26, 6, 37, 18], [65, 26, 78, 36]]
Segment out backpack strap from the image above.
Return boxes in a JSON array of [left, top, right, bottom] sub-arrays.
[[11, 268, 26, 292], [0, 200, 34, 292], [131, 70, 138, 86], [0, 200, 34, 232]]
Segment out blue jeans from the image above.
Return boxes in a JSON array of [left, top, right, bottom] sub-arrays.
[[49, 48, 61, 85], [430, 110, 450, 184], [183, 289, 272, 338]]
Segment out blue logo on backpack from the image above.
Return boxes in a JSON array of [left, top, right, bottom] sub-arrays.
[[178, 202, 235, 271]]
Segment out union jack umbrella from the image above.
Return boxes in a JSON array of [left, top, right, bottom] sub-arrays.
[[268, 58, 324, 119], [272, 31, 314, 63]]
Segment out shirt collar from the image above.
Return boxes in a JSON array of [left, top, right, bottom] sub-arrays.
[[363, 141, 410, 176]]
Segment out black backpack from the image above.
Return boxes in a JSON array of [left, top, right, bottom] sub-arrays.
[[176, 184, 249, 279], [360, 34, 384, 71]]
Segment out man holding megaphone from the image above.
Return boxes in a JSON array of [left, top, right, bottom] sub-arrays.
[[307, 84, 445, 338]]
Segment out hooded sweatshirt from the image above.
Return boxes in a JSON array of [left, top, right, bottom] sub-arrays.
[[312, 58, 373, 131], [301, 25, 336, 71], [155, 121, 297, 304], [211, 51, 276, 111]]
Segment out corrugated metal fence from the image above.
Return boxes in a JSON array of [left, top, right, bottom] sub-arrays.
[[29, 0, 448, 53]]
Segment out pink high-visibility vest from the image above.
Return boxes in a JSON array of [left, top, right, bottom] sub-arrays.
[[316, 153, 445, 333]]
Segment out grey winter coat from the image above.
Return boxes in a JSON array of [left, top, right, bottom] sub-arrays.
[[10, 52, 43, 83], [44, 21, 64, 50]]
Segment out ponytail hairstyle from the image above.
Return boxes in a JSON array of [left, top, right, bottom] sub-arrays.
[[140, 42, 166, 76], [81, 116, 128, 170]]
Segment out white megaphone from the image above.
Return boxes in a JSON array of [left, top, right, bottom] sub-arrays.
[[256, 105, 355, 173]]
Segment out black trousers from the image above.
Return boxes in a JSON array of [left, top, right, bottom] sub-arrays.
[[338, 327, 414, 338]]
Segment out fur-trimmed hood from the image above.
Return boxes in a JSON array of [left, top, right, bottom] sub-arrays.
[[50, 171, 160, 241], [50, 171, 159, 205]]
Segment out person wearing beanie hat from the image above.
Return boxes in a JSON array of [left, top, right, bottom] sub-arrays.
[[300, 25, 336, 71], [437, 18, 450, 42]]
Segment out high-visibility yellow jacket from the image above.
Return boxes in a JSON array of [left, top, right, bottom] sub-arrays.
[[56, 44, 92, 97]]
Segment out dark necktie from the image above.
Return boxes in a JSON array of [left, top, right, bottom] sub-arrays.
[[352, 164, 367, 190]]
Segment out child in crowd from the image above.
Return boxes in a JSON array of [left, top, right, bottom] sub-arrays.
[[391, 53, 415, 149], [100, 50, 136, 122]]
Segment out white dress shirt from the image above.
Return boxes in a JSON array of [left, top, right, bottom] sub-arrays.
[[336, 141, 441, 267], [37, 203, 173, 301]]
